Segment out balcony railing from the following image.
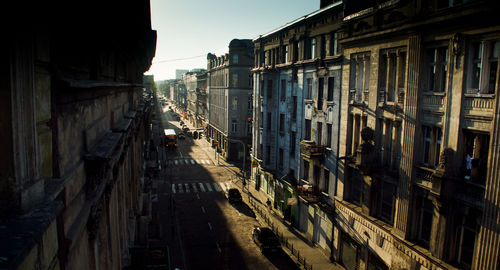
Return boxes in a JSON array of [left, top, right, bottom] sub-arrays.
[[300, 141, 324, 159], [297, 181, 320, 204]]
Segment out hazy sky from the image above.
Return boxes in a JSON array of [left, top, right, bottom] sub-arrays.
[[145, 0, 320, 81]]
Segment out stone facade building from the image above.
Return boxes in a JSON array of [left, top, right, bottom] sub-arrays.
[[1, 2, 156, 269], [252, 0, 500, 269], [335, 0, 500, 270], [251, 2, 344, 257], [196, 71, 209, 129], [207, 39, 254, 162]]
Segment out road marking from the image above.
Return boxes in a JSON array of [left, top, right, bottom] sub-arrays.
[[192, 183, 198, 192], [200, 160, 206, 164], [184, 183, 190, 193], [172, 184, 176, 194], [206, 183, 213, 192], [191, 159, 195, 164], [214, 183, 221, 192], [199, 183, 206, 192], [174, 160, 178, 165], [201, 206, 206, 213], [215, 242, 221, 253], [184, 159, 190, 165], [205, 160, 211, 165], [208, 222, 212, 231], [196, 193, 200, 199], [178, 183, 184, 193]]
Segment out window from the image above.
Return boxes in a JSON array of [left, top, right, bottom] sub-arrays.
[[293, 41, 299, 62], [233, 53, 239, 64], [292, 96, 297, 120], [259, 80, 264, 97], [279, 148, 284, 169], [280, 79, 286, 101], [283, 45, 289, 63], [306, 78, 312, 99], [463, 131, 489, 184], [327, 77, 334, 101], [323, 168, 330, 193], [290, 132, 296, 156], [424, 47, 448, 92], [265, 50, 270, 66], [350, 53, 371, 103], [279, 114, 285, 133], [458, 213, 478, 267], [232, 74, 238, 87], [416, 195, 433, 249], [467, 40, 499, 94], [378, 181, 396, 225], [330, 32, 338, 56], [232, 96, 238, 110], [267, 112, 272, 131], [305, 119, 311, 140], [317, 78, 324, 110], [317, 122, 323, 145], [310, 38, 316, 59], [231, 119, 238, 133], [320, 35, 326, 59], [326, 123, 332, 148], [421, 126, 442, 168], [303, 160, 310, 180], [266, 145, 271, 165], [379, 49, 406, 103], [267, 80, 273, 98]]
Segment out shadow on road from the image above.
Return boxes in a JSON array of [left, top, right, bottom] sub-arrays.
[[231, 202, 256, 218], [264, 249, 301, 270]]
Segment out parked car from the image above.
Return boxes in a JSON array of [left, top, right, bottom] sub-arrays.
[[178, 132, 186, 140], [252, 227, 281, 253], [179, 120, 184, 126], [175, 115, 180, 121], [227, 188, 242, 203]]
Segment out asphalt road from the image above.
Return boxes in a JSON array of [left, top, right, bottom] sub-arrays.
[[152, 102, 299, 270]]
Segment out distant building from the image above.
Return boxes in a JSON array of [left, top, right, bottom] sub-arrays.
[[176, 69, 189, 79], [207, 39, 254, 163]]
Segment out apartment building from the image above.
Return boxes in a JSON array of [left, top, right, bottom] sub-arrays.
[[196, 71, 209, 129], [251, 1, 344, 256], [335, 0, 500, 269], [207, 39, 254, 162], [183, 71, 205, 127]]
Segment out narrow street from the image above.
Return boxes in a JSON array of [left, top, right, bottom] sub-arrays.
[[150, 100, 299, 270]]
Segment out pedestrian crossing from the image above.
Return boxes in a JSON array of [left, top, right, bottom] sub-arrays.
[[172, 181, 232, 194], [165, 158, 212, 167]]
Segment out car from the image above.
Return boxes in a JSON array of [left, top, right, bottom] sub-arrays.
[[178, 133, 186, 140], [175, 115, 180, 121], [227, 188, 242, 203], [252, 226, 281, 253], [179, 120, 184, 126]]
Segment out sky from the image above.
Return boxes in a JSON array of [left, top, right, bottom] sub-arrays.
[[145, 0, 320, 81]]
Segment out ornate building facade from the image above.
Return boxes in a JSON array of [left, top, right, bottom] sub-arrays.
[[207, 39, 254, 162], [335, 0, 500, 269], [1, 2, 156, 269]]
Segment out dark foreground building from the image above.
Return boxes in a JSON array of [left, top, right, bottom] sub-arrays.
[[1, 1, 156, 269]]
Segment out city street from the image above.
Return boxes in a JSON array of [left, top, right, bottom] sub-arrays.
[[152, 102, 299, 270]]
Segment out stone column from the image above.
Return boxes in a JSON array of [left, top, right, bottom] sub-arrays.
[[394, 35, 422, 238]]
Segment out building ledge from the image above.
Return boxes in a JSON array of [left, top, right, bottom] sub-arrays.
[[0, 200, 64, 269]]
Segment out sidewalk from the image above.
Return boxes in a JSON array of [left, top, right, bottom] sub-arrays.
[[184, 120, 343, 270]]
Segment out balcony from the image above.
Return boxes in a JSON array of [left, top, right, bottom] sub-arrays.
[[297, 181, 320, 204], [300, 141, 324, 159], [455, 179, 485, 209], [414, 166, 443, 196]]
